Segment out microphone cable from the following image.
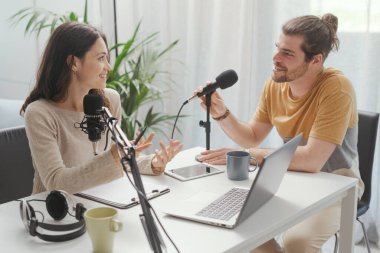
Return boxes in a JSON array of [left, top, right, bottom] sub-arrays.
[[171, 102, 186, 139]]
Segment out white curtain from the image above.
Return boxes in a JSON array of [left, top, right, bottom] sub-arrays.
[[111, 0, 380, 247]]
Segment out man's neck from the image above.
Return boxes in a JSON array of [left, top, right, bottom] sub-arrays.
[[289, 67, 323, 99]]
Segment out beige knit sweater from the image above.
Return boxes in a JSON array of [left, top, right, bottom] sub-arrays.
[[24, 88, 154, 194]]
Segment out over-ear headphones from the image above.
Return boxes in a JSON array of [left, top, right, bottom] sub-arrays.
[[19, 190, 86, 242]]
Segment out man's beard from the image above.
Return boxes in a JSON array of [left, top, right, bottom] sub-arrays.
[[271, 62, 309, 82]]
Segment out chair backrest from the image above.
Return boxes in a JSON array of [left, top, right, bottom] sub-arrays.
[[0, 126, 34, 204], [358, 110, 379, 206]]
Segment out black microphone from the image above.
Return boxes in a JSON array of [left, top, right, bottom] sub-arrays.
[[82, 91, 105, 155], [183, 69, 238, 105]]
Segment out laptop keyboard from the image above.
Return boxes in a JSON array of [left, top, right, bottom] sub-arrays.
[[196, 188, 249, 221]]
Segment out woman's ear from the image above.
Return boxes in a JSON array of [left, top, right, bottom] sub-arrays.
[[66, 55, 79, 72]]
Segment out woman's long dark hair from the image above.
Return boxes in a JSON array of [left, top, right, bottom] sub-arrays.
[[21, 22, 110, 114]]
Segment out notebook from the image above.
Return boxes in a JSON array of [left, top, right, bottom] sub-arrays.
[[76, 176, 170, 209], [162, 133, 302, 228]]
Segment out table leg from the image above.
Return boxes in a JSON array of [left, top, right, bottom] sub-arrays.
[[338, 185, 357, 253]]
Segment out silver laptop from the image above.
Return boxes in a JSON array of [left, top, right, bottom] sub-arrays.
[[162, 134, 302, 228]]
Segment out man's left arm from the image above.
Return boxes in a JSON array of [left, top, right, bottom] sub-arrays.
[[249, 137, 336, 173], [288, 137, 336, 172]]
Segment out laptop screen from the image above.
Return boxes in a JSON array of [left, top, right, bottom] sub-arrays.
[[236, 134, 302, 225]]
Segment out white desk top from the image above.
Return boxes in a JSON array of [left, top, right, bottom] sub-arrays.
[[0, 147, 357, 252]]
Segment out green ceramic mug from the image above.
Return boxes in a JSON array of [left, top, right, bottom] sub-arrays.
[[84, 207, 123, 253]]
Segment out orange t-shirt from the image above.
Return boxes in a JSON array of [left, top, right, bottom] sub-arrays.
[[255, 68, 357, 144], [255, 68, 358, 172]]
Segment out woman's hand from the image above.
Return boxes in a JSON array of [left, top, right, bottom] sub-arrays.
[[110, 132, 155, 162], [195, 81, 228, 119], [197, 148, 236, 165], [133, 132, 155, 157], [151, 139, 183, 174]]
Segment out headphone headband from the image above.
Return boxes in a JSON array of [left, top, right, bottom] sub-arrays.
[[19, 190, 86, 242]]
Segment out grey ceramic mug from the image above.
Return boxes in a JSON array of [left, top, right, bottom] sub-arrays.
[[226, 151, 257, 180]]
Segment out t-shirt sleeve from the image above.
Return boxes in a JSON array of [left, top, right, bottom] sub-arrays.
[[309, 76, 357, 145], [254, 80, 272, 124]]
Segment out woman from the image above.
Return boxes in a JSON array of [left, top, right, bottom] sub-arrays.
[[20, 22, 182, 194]]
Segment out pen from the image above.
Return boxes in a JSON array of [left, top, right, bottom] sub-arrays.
[[134, 126, 147, 144]]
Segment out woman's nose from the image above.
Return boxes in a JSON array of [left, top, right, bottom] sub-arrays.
[[106, 61, 111, 70]]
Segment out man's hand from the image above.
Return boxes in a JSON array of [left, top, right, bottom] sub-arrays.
[[195, 82, 228, 119], [196, 148, 236, 165]]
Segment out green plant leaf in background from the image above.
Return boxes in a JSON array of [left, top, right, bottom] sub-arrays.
[[8, 0, 89, 37], [9, 0, 184, 140]]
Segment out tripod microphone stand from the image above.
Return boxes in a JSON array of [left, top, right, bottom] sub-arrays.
[[102, 107, 164, 253]]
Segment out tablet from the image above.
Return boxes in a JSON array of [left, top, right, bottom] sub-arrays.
[[165, 164, 223, 181]]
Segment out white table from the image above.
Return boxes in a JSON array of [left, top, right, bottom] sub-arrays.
[[0, 147, 357, 252]]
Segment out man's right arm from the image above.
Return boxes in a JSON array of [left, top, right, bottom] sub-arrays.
[[217, 110, 272, 148], [198, 90, 272, 148]]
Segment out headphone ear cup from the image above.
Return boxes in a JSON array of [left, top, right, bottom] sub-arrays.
[[46, 191, 69, 220], [75, 203, 86, 220]]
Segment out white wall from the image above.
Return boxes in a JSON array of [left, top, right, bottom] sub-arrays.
[[0, 0, 38, 100]]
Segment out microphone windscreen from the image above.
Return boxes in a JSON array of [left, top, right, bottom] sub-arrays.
[[215, 69, 238, 89], [83, 93, 103, 115]]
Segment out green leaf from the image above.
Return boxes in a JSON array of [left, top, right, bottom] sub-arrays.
[[68, 12, 78, 21], [25, 12, 39, 34], [50, 16, 60, 34], [111, 21, 142, 74], [157, 39, 179, 59]]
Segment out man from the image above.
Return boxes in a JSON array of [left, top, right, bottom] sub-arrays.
[[196, 14, 364, 253]]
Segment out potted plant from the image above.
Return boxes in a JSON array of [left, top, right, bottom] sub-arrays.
[[9, 1, 181, 139]]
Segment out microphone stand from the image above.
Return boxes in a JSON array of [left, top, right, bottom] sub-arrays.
[[199, 92, 212, 150], [101, 107, 164, 253]]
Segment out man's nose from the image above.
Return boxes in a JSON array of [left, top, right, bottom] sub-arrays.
[[273, 50, 281, 62]]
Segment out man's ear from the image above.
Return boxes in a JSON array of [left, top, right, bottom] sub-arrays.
[[312, 54, 323, 64], [66, 55, 79, 72]]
